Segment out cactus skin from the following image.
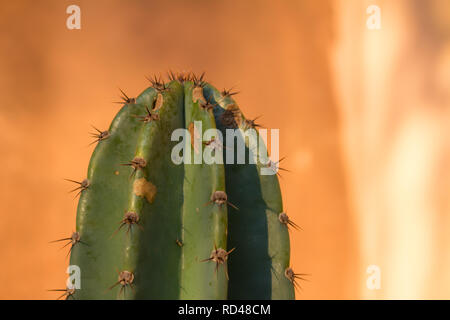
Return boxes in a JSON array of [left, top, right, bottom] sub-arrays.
[[68, 74, 294, 299]]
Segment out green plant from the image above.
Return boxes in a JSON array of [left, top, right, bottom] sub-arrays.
[[59, 73, 300, 299]]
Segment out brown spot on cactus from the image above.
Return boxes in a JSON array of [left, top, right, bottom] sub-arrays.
[[244, 116, 263, 130], [178, 72, 191, 82], [108, 271, 135, 296], [221, 87, 240, 98], [211, 190, 227, 206], [133, 106, 160, 123], [153, 93, 164, 111], [203, 137, 226, 152], [201, 245, 235, 280], [201, 101, 216, 112], [168, 70, 192, 83], [265, 157, 290, 177], [118, 271, 135, 285], [121, 157, 147, 178], [220, 104, 241, 128], [64, 178, 90, 199], [114, 88, 136, 105], [207, 191, 239, 211], [133, 178, 157, 203], [50, 231, 80, 245], [89, 125, 110, 145], [284, 267, 309, 292], [278, 212, 302, 231], [113, 211, 142, 237], [167, 70, 177, 82], [192, 86, 207, 104], [188, 122, 200, 154], [50, 231, 85, 258], [147, 75, 168, 92], [175, 239, 183, 247], [191, 72, 206, 87]]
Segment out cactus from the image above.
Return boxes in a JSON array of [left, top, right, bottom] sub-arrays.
[[61, 73, 298, 299]]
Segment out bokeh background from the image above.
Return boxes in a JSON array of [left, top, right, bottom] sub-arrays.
[[0, 0, 449, 299]]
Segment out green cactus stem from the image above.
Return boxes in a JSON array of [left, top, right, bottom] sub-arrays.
[[64, 73, 297, 300]]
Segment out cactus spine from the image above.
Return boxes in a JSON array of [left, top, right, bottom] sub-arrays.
[[64, 73, 296, 299]]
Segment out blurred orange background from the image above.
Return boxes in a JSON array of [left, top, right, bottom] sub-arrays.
[[0, 0, 449, 299]]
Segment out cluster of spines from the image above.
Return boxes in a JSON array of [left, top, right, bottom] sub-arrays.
[[50, 72, 306, 299]]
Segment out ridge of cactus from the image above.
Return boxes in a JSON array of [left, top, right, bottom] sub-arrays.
[[204, 84, 295, 299]]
